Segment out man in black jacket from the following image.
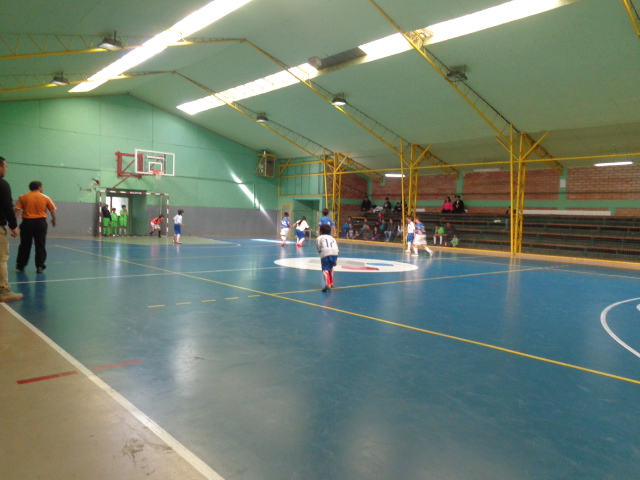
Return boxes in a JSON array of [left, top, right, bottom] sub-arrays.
[[0, 157, 23, 302]]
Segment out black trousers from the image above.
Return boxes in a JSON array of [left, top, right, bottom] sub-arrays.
[[16, 218, 48, 269]]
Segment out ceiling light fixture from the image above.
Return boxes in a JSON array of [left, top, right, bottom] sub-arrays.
[[71, 0, 255, 93], [385, 173, 405, 177], [256, 114, 269, 123], [331, 96, 347, 106], [98, 31, 124, 51], [446, 69, 467, 82], [594, 161, 633, 167], [49, 74, 70, 86]]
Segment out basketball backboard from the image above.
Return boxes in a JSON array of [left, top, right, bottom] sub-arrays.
[[134, 149, 175, 177]]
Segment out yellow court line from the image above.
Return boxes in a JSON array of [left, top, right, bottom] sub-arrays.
[[248, 295, 260, 298], [275, 265, 556, 295], [56, 245, 640, 386], [201, 299, 217, 303], [176, 302, 192, 306], [148, 305, 165, 308], [225, 297, 239, 300]]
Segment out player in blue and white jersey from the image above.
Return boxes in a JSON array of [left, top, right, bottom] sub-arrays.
[[280, 212, 291, 246]]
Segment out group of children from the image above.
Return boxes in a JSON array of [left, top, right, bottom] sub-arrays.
[[149, 210, 185, 244], [280, 209, 338, 292], [101, 205, 128, 236]]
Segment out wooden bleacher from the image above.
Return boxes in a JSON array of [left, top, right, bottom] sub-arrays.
[[353, 211, 640, 261]]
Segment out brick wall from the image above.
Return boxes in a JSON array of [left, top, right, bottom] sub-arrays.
[[567, 165, 640, 201]]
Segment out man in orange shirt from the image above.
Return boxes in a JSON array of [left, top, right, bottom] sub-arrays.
[[15, 181, 57, 274]]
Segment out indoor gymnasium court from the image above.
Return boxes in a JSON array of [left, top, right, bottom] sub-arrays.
[[3, 237, 640, 479], [3, 0, 640, 479]]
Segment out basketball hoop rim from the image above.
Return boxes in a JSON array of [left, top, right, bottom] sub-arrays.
[[151, 169, 164, 180]]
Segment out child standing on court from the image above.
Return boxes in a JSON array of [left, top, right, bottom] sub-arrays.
[[173, 209, 184, 244], [405, 215, 415, 253], [317, 224, 339, 292], [149, 214, 164, 236], [318, 208, 335, 237], [280, 212, 290, 246], [295, 216, 310, 246], [110, 208, 119, 236], [413, 216, 434, 258], [118, 205, 128, 236]]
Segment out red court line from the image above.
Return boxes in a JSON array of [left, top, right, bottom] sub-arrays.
[[91, 359, 142, 370], [17, 370, 78, 384], [17, 359, 142, 384]]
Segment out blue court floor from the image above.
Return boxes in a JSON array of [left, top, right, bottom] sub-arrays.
[[7, 236, 640, 480]]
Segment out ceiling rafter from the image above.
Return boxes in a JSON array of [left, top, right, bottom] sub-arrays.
[[365, 0, 564, 174], [0, 34, 241, 61], [622, 0, 640, 41], [173, 72, 383, 183], [244, 40, 458, 177]]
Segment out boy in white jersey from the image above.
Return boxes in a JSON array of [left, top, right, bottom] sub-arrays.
[[317, 224, 339, 292], [280, 212, 291, 246], [405, 216, 415, 253], [295, 216, 310, 246], [413, 216, 434, 258], [173, 209, 184, 244]]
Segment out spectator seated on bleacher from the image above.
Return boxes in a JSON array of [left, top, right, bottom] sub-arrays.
[[453, 195, 466, 214], [341, 216, 353, 238], [382, 197, 392, 211], [434, 223, 445, 245], [450, 234, 460, 247], [361, 196, 372, 212], [444, 222, 458, 246], [372, 226, 383, 241], [355, 224, 373, 241]]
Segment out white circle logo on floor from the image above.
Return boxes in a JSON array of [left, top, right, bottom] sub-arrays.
[[275, 257, 418, 273]]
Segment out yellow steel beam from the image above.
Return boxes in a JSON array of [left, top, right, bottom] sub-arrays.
[[0, 71, 165, 94], [622, 0, 640, 41], [0, 34, 241, 60], [366, 0, 563, 175], [243, 40, 457, 177]]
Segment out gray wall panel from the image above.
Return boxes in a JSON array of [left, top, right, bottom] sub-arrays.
[[47, 202, 278, 237]]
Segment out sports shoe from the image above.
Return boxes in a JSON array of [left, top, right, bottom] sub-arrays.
[[176, 242, 182, 244], [405, 250, 411, 253], [36, 267, 44, 274], [15, 267, 24, 273], [322, 285, 330, 292], [429, 251, 434, 258], [0, 291, 23, 302], [411, 253, 419, 256]]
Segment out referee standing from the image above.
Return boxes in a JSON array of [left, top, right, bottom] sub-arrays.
[[15, 181, 56, 274]]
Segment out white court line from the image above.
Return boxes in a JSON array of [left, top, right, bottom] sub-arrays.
[[2, 303, 225, 480], [600, 298, 640, 359]]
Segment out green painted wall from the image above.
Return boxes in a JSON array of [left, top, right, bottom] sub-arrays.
[[0, 95, 277, 210]]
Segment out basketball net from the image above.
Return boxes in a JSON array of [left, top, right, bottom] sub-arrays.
[[151, 169, 164, 181]]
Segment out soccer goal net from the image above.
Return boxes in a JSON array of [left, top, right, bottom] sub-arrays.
[[96, 190, 170, 237]]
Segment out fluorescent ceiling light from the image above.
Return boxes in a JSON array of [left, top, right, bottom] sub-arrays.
[[594, 161, 633, 167], [178, 0, 575, 113], [358, 33, 411, 60], [331, 96, 347, 106], [359, 0, 574, 58], [385, 173, 405, 177], [177, 63, 318, 115], [71, 0, 254, 93]]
